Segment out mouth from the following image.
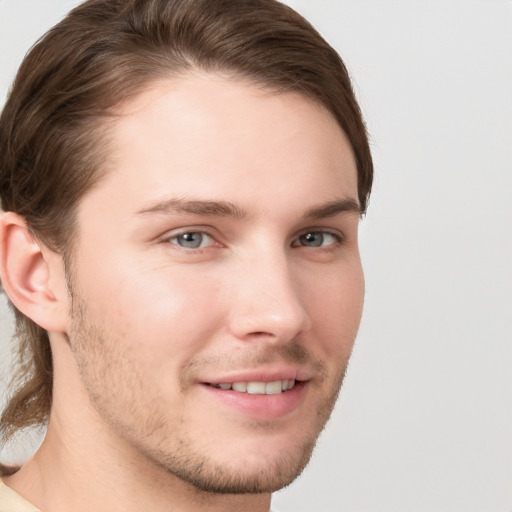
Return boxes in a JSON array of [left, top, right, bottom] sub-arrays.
[[200, 376, 307, 420], [207, 379, 296, 395]]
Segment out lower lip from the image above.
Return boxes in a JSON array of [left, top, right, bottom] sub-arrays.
[[199, 381, 307, 421]]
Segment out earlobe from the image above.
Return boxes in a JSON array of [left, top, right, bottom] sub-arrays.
[[0, 211, 68, 333]]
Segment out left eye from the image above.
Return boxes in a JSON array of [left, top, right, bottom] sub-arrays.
[[293, 231, 340, 248], [168, 232, 214, 249]]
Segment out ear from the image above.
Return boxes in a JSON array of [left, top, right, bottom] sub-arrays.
[[0, 211, 69, 333]]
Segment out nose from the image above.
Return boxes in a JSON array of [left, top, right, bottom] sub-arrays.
[[227, 251, 311, 343]]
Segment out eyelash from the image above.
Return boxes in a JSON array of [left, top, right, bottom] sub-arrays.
[[163, 228, 344, 251]]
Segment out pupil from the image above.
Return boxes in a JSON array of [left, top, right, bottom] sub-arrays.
[[180, 233, 202, 248], [303, 232, 322, 247]]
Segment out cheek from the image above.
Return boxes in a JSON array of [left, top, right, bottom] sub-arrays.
[[76, 252, 226, 362], [306, 263, 364, 353]]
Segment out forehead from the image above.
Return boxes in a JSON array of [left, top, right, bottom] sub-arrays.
[[83, 72, 358, 219]]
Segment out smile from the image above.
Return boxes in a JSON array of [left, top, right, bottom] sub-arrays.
[[209, 380, 296, 395]]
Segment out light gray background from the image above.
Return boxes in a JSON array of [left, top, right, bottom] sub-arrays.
[[1, 1, 511, 511]]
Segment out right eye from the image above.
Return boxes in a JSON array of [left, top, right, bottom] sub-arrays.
[[168, 232, 215, 249]]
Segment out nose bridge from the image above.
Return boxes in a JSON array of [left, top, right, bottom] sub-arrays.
[[228, 244, 310, 342]]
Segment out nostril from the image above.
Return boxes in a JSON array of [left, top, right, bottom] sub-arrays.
[[248, 331, 274, 337]]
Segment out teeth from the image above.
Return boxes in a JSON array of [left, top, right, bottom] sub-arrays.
[[265, 381, 283, 395], [232, 382, 247, 392], [247, 382, 266, 394], [211, 380, 296, 395]]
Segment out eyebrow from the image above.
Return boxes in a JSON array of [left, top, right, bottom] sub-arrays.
[[136, 198, 247, 219], [136, 196, 361, 220], [302, 198, 362, 220]]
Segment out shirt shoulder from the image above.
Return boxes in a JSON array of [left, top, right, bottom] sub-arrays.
[[0, 479, 41, 512]]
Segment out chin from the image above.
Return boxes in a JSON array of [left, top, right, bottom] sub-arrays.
[[141, 432, 318, 495], [168, 439, 317, 494]]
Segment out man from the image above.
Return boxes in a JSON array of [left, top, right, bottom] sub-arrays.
[[0, 0, 373, 510]]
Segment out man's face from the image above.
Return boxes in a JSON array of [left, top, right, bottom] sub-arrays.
[[65, 72, 364, 493]]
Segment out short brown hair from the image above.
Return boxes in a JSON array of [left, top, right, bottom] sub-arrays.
[[0, 0, 373, 442]]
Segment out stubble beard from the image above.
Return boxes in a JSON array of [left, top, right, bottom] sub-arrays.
[[67, 290, 349, 495]]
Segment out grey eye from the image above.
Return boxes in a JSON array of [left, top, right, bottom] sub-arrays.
[[300, 232, 323, 247], [296, 232, 338, 247], [170, 232, 213, 249]]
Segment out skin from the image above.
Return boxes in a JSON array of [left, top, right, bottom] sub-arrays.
[[3, 72, 364, 512]]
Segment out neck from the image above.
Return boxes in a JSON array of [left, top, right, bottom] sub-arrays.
[[5, 418, 271, 512]]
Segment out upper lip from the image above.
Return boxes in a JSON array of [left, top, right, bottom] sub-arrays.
[[200, 366, 313, 385]]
